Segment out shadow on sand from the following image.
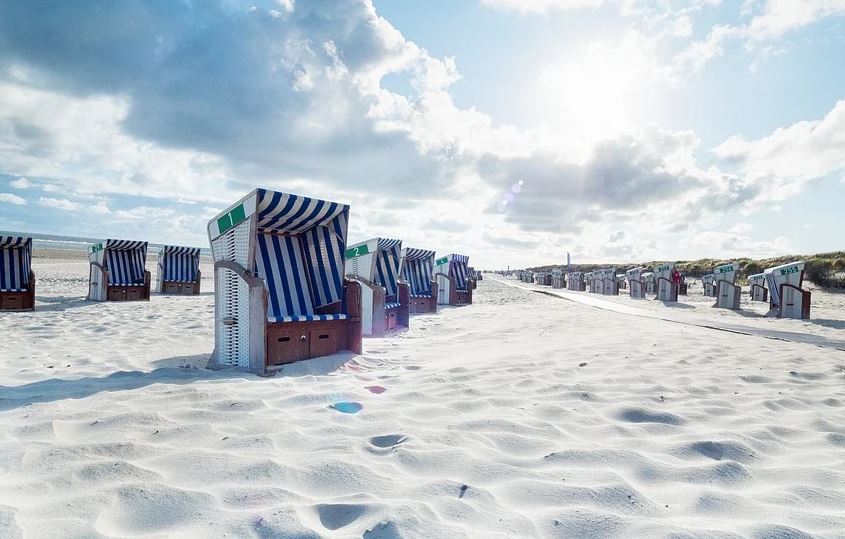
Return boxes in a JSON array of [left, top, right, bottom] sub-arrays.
[[0, 352, 357, 412]]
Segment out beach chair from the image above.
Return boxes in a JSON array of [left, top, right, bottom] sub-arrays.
[[434, 254, 474, 305], [0, 236, 35, 311], [467, 267, 478, 289], [551, 269, 565, 288], [207, 189, 362, 373], [713, 262, 740, 309], [653, 263, 677, 302], [626, 267, 646, 299], [345, 238, 410, 336], [596, 268, 618, 295], [702, 274, 715, 297], [748, 273, 768, 302], [642, 271, 655, 295], [87, 239, 150, 302], [400, 247, 438, 314], [566, 271, 585, 291], [765, 261, 810, 319], [156, 245, 201, 295]]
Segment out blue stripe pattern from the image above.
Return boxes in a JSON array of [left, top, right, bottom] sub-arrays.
[[255, 234, 314, 320], [103, 240, 148, 286], [161, 246, 200, 282], [256, 189, 348, 309], [450, 254, 470, 292], [385, 302, 401, 310], [0, 236, 31, 291], [402, 247, 435, 296], [374, 238, 402, 298]]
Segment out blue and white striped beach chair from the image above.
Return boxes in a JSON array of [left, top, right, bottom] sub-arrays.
[[207, 188, 362, 373], [433, 253, 474, 306], [87, 239, 150, 302], [0, 236, 35, 311], [345, 237, 410, 336], [400, 247, 437, 313], [156, 245, 202, 295], [764, 261, 810, 319]]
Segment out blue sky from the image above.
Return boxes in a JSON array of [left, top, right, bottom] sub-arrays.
[[0, 0, 843, 267]]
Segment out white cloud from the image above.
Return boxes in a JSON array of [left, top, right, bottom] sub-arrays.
[[0, 192, 26, 205], [37, 197, 81, 211], [712, 98, 845, 203], [745, 0, 845, 41], [480, 0, 605, 14], [9, 177, 30, 189]]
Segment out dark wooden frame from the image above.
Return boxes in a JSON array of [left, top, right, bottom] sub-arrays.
[[0, 271, 35, 311], [778, 283, 811, 319], [750, 283, 768, 302], [435, 272, 473, 305]]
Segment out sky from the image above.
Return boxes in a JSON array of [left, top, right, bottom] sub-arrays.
[[0, 0, 843, 269]]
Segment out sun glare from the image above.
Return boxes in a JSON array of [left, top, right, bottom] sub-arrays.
[[540, 36, 654, 155]]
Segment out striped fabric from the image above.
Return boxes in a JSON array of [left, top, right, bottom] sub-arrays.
[[104, 240, 148, 286], [375, 238, 402, 298], [255, 233, 314, 321], [256, 189, 348, 310], [269, 314, 348, 323], [161, 246, 200, 282], [450, 254, 470, 292], [385, 302, 401, 310], [0, 236, 32, 292], [402, 248, 435, 296]]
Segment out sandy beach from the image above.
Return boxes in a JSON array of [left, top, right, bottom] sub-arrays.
[[0, 255, 843, 538]]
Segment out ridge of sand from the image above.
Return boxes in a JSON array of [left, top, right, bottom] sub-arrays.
[[1, 258, 844, 537]]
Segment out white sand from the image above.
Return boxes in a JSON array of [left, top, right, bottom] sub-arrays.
[[1, 259, 844, 538]]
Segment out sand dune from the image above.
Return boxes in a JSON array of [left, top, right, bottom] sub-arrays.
[[1, 259, 844, 537]]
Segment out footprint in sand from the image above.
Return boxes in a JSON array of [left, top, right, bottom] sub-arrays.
[[366, 386, 387, 394], [369, 434, 407, 448], [330, 402, 363, 414]]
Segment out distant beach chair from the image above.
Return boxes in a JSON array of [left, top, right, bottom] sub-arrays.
[[534, 271, 546, 285], [345, 238, 410, 336], [566, 271, 585, 291], [156, 245, 201, 295], [207, 189, 362, 373], [400, 247, 438, 314], [616, 273, 626, 291], [653, 264, 677, 302], [626, 267, 646, 299], [748, 272, 768, 302], [596, 268, 618, 295], [713, 262, 741, 309], [87, 239, 150, 302], [434, 253, 473, 305], [764, 261, 811, 319], [641, 271, 655, 295], [585, 271, 596, 293], [467, 267, 478, 289], [551, 269, 565, 288], [702, 274, 715, 297], [0, 236, 35, 311]]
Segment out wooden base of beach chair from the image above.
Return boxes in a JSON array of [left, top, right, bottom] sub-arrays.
[[264, 280, 363, 367], [0, 272, 35, 311], [106, 271, 151, 301], [160, 277, 201, 295], [371, 283, 410, 337], [409, 296, 436, 313], [750, 284, 768, 302]]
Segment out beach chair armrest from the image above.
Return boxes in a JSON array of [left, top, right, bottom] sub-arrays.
[[214, 260, 265, 288]]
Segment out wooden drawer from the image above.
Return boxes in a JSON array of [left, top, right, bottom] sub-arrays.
[[310, 329, 340, 358], [266, 327, 308, 365]]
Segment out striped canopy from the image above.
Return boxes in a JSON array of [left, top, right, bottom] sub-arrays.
[[374, 238, 402, 298], [100, 240, 148, 286], [403, 247, 435, 296], [0, 236, 32, 292], [253, 189, 350, 317], [160, 245, 200, 282], [449, 254, 470, 292]]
